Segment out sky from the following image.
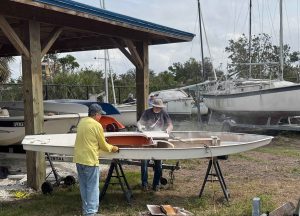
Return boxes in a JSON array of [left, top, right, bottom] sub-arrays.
[[9, 0, 300, 79]]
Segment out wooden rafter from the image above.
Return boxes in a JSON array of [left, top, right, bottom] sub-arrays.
[[0, 16, 30, 58], [124, 39, 143, 70], [41, 27, 63, 57], [110, 38, 139, 68]]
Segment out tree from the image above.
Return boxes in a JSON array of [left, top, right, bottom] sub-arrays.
[[225, 33, 299, 81], [150, 70, 177, 91], [58, 54, 80, 73], [168, 57, 216, 85], [0, 57, 15, 83], [48, 67, 104, 99]]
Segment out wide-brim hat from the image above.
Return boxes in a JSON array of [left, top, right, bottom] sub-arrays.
[[88, 103, 106, 115], [151, 98, 165, 108]]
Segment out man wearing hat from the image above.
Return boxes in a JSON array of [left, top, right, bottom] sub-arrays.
[[74, 103, 119, 216], [137, 98, 173, 191]]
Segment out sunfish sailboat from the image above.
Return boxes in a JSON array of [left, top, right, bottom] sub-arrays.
[[22, 131, 273, 160]]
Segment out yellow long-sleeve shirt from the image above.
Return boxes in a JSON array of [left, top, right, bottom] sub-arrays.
[[73, 117, 113, 166]]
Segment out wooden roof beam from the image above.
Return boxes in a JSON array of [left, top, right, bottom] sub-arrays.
[[41, 27, 63, 57], [124, 39, 143, 70], [0, 16, 30, 58], [110, 38, 140, 69]]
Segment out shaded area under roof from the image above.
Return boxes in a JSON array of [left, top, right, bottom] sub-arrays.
[[0, 0, 195, 57]]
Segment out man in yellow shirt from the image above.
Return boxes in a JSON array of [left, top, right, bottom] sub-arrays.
[[74, 104, 119, 216]]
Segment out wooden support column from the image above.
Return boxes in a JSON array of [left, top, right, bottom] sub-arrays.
[[22, 20, 45, 190], [135, 41, 149, 120]]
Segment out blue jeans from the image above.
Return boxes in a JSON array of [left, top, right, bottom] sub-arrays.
[[141, 160, 162, 188], [76, 164, 100, 216]]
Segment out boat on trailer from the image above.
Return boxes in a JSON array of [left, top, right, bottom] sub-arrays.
[[22, 131, 273, 160]]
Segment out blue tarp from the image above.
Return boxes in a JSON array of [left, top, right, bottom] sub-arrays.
[[78, 102, 120, 115]]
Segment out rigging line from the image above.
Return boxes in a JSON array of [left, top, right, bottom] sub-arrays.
[[266, 0, 277, 43], [284, 0, 292, 45], [233, 1, 237, 34], [257, 0, 264, 34], [241, 6, 250, 36], [257, 0, 265, 66], [297, 0, 300, 52], [200, 5, 217, 80], [189, 6, 199, 55], [261, 0, 265, 34], [235, 0, 247, 34]]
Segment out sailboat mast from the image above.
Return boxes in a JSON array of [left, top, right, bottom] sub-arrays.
[[248, 0, 252, 78], [100, 0, 109, 102], [197, 0, 205, 81], [279, 0, 284, 80]]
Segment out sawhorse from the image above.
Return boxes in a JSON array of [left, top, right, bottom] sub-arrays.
[[99, 159, 132, 203], [199, 156, 229, 201]]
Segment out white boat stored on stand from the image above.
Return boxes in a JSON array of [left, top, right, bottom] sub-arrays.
[[0, 101, 89, 114], [114, 103, 137, 127], [0, 113, 86, 146], [22, 131, 273, 160], [200, 0, 300, 127], [150, 89, 195, 117], [203, 79, 300, 125]]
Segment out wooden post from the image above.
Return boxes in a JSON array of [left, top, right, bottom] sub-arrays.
[[22, 20, 45, 190], [135, 41, 149, 120]]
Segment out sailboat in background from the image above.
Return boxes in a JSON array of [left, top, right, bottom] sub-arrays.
[[200, 0, 300, 127]]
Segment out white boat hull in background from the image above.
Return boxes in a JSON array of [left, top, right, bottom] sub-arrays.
[[114, 104, 137, 127], [203, 81, 300, 123], [0, 113, 86, 146], [0, 101, 88, 114], [165, 99, 194, 116], [113, 110, 137, 127], [150, 89, 195, 116], [22, 131, 273, 160]]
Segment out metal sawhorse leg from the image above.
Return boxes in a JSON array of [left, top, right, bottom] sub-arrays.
[[99, 159, 132, 204], [199, 156, 229, 201]]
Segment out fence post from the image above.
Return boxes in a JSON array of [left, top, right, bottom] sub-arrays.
[[252, 197, 261, 216], [118, 87, 121, 104], [86, 86, 89, 100], [45, 84, 48, 100]]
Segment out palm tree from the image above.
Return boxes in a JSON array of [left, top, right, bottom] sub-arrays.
[[0, 56, 15, 83]]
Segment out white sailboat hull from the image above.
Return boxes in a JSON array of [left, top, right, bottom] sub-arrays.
[[113, 110, 137, 127], [22, 131, 273, 160], [150, 89, 195, 116], [0, 113, 86, 146], [0, 101, 88, 114], [203, 83, 300, 123]]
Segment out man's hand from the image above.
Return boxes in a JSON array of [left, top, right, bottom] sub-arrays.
[[112, 146, 119, 153], [165, 128, 172, 134], [137, 124, 146, 132]]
